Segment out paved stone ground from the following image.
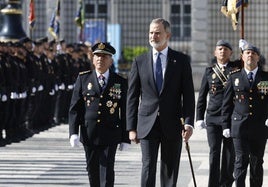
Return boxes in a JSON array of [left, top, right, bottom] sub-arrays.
[[0, 123, 267, 187]]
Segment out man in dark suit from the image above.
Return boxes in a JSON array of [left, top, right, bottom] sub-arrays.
[[126, 18, 195, 187], [69, 42, 130, 187], [221, 41, 268, 187], [196, 40, 239, 187]]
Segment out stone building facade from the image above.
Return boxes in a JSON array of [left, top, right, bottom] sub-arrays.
[[0, 0, 267, 89]]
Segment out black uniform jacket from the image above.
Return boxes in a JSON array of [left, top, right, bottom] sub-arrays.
[[69, 70, 129, 145], [221, 68, 268, 139], [196, 62, 238, 124]]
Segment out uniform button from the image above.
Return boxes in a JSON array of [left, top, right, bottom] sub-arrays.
[[100, 95, 103, 98], [99, 103, 102, 106], [98, 111, 101, 114], [249, 89, 253, 93], [249, 105, 252, 108], [234, 117, 237, 120], [97, 119, 101, 123], [249, 112, 253, 116], [249, 97, 253, 100]]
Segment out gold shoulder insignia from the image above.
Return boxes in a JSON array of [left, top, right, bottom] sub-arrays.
[[79, 70, 91, 75], [230, 68, 241, 74]]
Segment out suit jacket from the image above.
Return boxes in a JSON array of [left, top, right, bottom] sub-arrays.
[[196, 61, 238, 124], [221, 68, 268, 139], [126, 48, 195, 139], [69, 70, 129, 145]]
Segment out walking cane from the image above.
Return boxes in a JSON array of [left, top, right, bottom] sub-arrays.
[[181, 118, 197, 187]]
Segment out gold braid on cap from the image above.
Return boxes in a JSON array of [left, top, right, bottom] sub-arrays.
[[98, 43, 105, 50]]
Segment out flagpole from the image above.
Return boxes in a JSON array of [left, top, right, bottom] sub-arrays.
[[80, 25, 84, 42], [30, 28, 32, 39], [240, 0, 244, 39]]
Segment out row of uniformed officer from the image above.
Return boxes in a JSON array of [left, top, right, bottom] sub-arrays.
[[0, 36, 93, 146]]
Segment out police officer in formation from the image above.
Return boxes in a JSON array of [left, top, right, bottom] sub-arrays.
[[69, 42, 130, 187], [196, 40, 241, 187], [0, 36, 93, 146], [221, 41, 268, 187]]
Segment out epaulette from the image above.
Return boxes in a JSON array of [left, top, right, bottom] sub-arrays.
[[79, 70, 91, 75], [230, 68, 241, 74]]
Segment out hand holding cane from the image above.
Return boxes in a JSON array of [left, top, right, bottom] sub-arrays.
[[181, 118, 197, 187]]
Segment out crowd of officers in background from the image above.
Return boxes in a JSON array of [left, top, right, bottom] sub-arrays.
[[0, 36, 94, 146]]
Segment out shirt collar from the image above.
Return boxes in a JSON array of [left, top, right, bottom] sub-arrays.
[[153, 47, 168, 57], [217, 63, 228, 68], [96, 69, 109, 79], [244, 67, 258, 76]]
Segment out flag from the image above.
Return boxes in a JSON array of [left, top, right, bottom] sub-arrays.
[[75, 0, 85, 28], [28, 0, 35, 29], [48, 0, 60, 39], [221, 0, 249, 30]]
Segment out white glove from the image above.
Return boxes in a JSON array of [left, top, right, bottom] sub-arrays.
[[55, 84, 59, 91], [19, 92, 27, 99], [195, 120, 206, 130], [59, 83, 65, 90], [265, 119, 268, 127], [1, 94, 7, 102], [38, 85, 44, 91], [223, 129, 231, 138], [49, 89, 55, 96], [19, 93, 23, 99], [70, 134, 80, 147], [10, 92, 18, 99], [22, 91, 27, 98], [67, 85, 74, 90], [32, 87, 36, 93], [118, 143, 130, 151]]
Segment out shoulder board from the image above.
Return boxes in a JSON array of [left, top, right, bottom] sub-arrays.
[[79, 70, 91, 75], [230, 68, 241, 74]]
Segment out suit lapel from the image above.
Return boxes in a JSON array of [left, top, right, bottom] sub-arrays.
[[162, 48, 175, 92], [93, 70, 102, 94], [104, 72, 115, 94], [254, 69, 262, 87], [241, 69, 251, 88]]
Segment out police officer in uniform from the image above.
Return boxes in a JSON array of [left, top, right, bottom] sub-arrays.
[[221, 42, 268, 187], [196, 40, 240, 187], [69, 42, 130, 187]]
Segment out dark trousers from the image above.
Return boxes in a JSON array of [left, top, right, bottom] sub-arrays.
[[206, 125, 235, 187], [140, 118, 182, 187], [233, 138, 267, 187], [83, 144, 117, 187]]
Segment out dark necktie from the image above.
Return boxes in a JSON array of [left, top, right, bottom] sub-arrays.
[[155, 53, 163, 93], [99, 74, 105, 91], [247, 72, 253, 86]]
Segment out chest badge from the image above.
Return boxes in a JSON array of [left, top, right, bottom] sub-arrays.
[[234, 78, 239, 86], [87, 83, 93, 90]]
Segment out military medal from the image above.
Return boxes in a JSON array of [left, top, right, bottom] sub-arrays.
[[110, 107, 115, 114], [106, 100, 113, 107], [109, 83, 122, 99], [235, 78, 239, 86], [257, 81, 268, 95]]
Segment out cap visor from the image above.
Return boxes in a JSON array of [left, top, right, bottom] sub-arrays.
[[93, 50, 113, 55]]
